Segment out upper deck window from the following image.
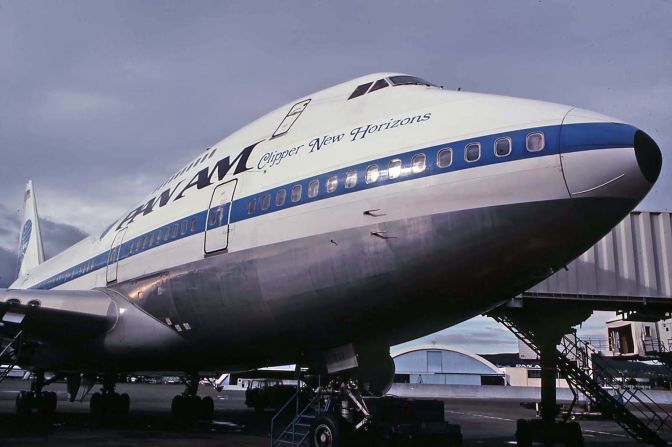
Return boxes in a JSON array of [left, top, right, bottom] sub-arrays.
[[348, 82, 373, 100], [388, 76, 437, 87], [368, 79, 389, 93]]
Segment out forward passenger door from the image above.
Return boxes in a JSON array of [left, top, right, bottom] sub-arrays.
[[204, 179, 237, 253]]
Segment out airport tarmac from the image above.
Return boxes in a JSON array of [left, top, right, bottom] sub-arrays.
[[0, 380, 664, 446]]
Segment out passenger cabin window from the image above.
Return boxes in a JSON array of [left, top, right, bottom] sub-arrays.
[[388, 75, 437, 87], [465, 143, 481, 162], [345, 171, 358, 188], [366, 165, 380, 184], [190, 217, 197, 233], [348, 82, 373, 100], [527, 132, 545, 152], [495, 137, 512, 157], [180, 220, 188, 235], [171, 223, 178, 238], [326, 176, 338, 193], [388, 159, 402, 179], [261, 193, 271, 211], [412, 154, 426, 173], [437, 148, 453, 167], [276, 189, 287, 206], [291, 185, 302, 202], [247, 198, 256, 215], [308, 180, 319, 198], [368, 79, 389, 93]]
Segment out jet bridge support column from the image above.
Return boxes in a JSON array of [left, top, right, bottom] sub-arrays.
[[539, 336, 559, 426], [489, 301, 592, 447]]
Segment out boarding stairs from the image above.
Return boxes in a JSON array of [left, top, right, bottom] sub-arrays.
[[0, 330, 22, 383], [270, 389, 331, 447], [494, 315, 672, 445]]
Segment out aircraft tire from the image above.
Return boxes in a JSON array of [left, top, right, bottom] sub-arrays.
[[310, 413, 341, 447], [200, 396, 214, 419], [90, 392, 103, 416], [15, 391, 33, 416], [119, 393, 130, 416]]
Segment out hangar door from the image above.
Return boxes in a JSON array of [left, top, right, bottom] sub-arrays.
[[204, 179, 237, 253]]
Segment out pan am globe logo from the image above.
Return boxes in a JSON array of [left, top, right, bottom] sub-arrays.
[[17, 219, 32, 269]]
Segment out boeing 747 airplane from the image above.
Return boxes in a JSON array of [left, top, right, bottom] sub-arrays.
[[1, 73, 662, 439]]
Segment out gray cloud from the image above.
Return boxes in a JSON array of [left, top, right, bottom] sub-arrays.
[[0, 247, 16, 288]]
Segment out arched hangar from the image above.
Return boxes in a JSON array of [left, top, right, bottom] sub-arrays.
[[392, 344, 505, 386]]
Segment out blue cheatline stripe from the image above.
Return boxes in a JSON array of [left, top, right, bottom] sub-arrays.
[[30, 122, 636, 291]]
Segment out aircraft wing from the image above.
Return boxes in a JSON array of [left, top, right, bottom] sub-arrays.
[[0, 288, 117, 342]]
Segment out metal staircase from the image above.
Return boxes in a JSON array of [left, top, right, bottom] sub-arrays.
[[494, 315, 672, 445], [270, 390, 331, 447], [0, 330, 22, 383]]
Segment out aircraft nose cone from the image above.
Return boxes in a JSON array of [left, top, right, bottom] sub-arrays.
[[634, 129, 662, 184], [559, 117, 660, 202]]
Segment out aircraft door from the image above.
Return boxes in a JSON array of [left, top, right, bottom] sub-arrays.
[[205, 179, 237, 253], [106, 228, 127, 283]]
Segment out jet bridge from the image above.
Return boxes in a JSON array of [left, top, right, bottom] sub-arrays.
[[492, 211, 672, 446]]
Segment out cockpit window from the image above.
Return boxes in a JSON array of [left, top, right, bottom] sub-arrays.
[[348, 82, 373, 100], [388, 76, 437, 87], [368, 79, 389, 93]]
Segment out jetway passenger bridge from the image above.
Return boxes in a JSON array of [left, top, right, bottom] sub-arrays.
[[516, 211, 672, 319], [490, 212, 672, 446]]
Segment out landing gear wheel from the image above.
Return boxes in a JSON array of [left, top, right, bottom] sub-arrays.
[[15, 391, 33, 416], [310, 413, 341, 447], [171, 395, 185, 417], [38, 391, 57, 416], [200, 396, 214, 419], [119, 393, 130, 416], [515, 419, 531, 447], [90, 392, 103, 416], [566, 421, 584, 447]]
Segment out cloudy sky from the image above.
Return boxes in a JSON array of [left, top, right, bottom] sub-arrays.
[[1, 1, 670, 353]]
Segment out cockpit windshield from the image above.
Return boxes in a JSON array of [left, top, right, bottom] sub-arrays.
[[388, 75, 437, 87]]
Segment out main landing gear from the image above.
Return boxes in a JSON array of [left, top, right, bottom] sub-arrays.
[[15, 372, 57, 416], [171, 373, 214, 420], [89, 374, 130, 417]]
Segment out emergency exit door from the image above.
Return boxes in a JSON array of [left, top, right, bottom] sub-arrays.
[[204, 179, 237, 253]]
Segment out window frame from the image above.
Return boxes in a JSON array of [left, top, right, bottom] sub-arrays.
[[494, 137, 512, 157], [308, 179, 320, 198], [348, 82, 373, 100], [326, 175, 338, 193], [411, 153, 427, 174], [365, 165, 380, 184], [526, 132, 545, 152], [345, 171, 358, 189], [437, 148, 453, 168], [261, 193, 271, 211], [464, 142, 481, 163], [276, 188, 287, 206], [388, 159, 402, 179], [291, 184, 302, 203]]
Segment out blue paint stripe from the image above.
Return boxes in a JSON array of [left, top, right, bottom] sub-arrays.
[[31, 122, 636, 291]]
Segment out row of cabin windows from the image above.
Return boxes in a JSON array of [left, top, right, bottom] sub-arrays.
[[447, 132, 545, 165], [128, 217, 199, 254], [246, 132, 545, 215], [247, 153, 428, 215]]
